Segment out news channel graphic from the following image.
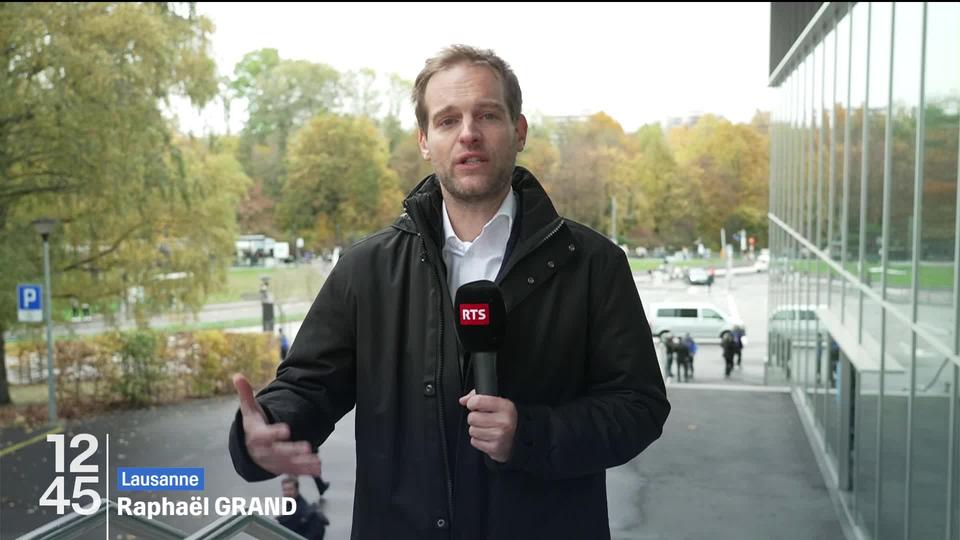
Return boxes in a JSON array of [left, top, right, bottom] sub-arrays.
[[42, 433, 295, 517], [6, 431, 301, 537]]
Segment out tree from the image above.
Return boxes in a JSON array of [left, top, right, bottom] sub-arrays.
[[278, 114, 402, 249], [667, 115, 768, 250], [230, 51, 342, 240], [0, 2, 222, 404]]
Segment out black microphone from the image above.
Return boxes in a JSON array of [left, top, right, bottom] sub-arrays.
[[453, 280, 506, 396]]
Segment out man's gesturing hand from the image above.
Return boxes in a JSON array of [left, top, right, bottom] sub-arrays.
[[459, 390, 517, 463], [233, 373, 322, 476]]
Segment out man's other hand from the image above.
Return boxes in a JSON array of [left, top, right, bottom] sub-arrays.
[[233, 373, 322, 476], [459, 390, 517, 463]]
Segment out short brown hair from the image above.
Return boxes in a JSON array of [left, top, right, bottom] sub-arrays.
[[281, 475, 299, 489], [412, 44, 522, 133]]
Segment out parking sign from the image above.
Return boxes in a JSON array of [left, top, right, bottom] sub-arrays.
[[17, 284, 43, 323]]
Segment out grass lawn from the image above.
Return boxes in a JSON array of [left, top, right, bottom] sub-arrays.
[[627, 257, 755, 273], [790, 259, 954, 289], [208, 264, 328, 304]]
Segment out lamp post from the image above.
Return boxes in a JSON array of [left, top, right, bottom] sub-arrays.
[[31, 218, 58, 424]]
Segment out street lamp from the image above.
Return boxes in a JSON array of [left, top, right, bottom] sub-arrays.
[[30, 218, 58, 424]]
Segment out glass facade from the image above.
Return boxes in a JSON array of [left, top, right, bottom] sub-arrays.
[[769, 3, 960, 539]]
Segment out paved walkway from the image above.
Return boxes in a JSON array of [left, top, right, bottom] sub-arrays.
[[1, 385, 844, 539]]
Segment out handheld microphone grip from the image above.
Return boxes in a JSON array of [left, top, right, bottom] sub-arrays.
[[472, 352, 498, 396]]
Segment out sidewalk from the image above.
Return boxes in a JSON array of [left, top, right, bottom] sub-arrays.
[[608, 386, 845, 540]]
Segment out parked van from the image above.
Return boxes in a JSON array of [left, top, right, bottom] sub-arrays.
[[648, 301, 744, 341]]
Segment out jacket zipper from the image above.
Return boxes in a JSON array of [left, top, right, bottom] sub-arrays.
[[535, 218, 565, 251], [406, 200, 456, 528], [426, 238, 456, 527], [498, 218, 566, 282]]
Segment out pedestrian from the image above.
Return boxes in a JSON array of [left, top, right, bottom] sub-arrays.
[[228, 45, 669, 539], [732, 325, 745, 368], [673, 336, 691, 382], [278, 327, 290, 361], [278, 475, 328, 540], [683, 333, 697, 381], [663, 331, 675, 381], [722, 332, 737, 378]]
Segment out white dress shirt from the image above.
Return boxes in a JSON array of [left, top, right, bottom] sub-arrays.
[[442, 190, 518, 296]]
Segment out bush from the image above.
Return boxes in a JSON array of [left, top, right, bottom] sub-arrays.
[[4, 329, 280, 415], [113, 330, 164, 406]]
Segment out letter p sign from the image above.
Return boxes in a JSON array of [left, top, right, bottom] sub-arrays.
[[459, 303, 490, 326], [17, 284, 43, 323]]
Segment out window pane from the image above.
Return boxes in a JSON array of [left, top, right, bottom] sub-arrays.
[[919, 1, 959, 351], [678, 309, 698, 318], [887, 3, 922, 316], [856, 363, 879, 536], [822, 27, 836, 251], [909, 335, 952, 539], [832, 11, 851, 266], [824, 334, 841, 463], [879, 329, 911, 540], [862, 3, 892, 350], [953, 364, 960, 540], [845, 2, 869, 331]]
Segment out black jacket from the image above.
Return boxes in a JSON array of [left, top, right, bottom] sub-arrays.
[[230, 167, 670, 539]]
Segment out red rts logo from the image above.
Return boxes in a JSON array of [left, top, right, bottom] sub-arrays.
[[459, 304, 490, 326]]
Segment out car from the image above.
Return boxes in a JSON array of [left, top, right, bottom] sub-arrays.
[[648, 301, 744, 341], [687, 267, 714, 285], [768, 304, 825, 345]]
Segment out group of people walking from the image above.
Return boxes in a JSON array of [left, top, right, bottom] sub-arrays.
[[662, 328, 744, 381]]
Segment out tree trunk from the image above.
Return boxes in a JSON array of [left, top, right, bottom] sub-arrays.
[[0, 328, 11, 404]]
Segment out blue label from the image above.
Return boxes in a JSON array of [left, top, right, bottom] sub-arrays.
[[117, 467, 204, 491]]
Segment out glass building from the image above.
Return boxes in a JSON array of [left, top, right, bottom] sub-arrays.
[[768, 3, 959, 539]]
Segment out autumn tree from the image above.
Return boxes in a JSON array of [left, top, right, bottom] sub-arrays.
[[0, 2, 228, 404]]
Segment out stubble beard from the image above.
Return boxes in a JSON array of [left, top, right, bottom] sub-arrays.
[[436, 156, 516, 206]]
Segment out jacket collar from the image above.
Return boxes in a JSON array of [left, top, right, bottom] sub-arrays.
[[395, 166, 561, 252]]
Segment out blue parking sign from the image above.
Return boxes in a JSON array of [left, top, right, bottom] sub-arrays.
[[17, 284, 43, 323]]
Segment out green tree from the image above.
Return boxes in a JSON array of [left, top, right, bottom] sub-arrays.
[[230, 51, 342, 238], [279, 114, 402, 249], [0, 2, 222, 404]]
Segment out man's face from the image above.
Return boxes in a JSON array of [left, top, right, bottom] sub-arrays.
[[418, 63, 527, 204], [282, 482, 298, 499]]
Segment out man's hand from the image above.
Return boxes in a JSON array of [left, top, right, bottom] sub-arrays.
[[459, 390, 517, 463], [233, 373, 322, 476]]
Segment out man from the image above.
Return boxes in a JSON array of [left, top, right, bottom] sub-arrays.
[[732, 325, 745, 368], [278, 328, 290, 361], [682, 333, 697, 381], [722, 332, 737, 378], [229, 44, 669, 539], [278, 476, 328, 540]]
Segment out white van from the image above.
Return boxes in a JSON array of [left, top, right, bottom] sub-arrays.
[[648, 301, 744, 341]]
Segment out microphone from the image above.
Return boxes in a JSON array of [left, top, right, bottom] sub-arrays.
[[453, 280, 506, 396]]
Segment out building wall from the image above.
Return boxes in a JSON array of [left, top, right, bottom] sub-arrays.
[[769, 3, 960, 539]]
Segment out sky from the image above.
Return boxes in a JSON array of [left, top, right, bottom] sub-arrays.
[[172, 2, 775, 135]]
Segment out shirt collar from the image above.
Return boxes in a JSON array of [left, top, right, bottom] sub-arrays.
[[442, 189, 516, 245]]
